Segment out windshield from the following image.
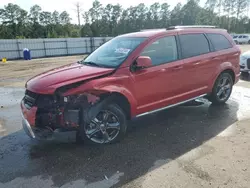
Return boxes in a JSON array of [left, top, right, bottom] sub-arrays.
[[81, 37, 146, 68]]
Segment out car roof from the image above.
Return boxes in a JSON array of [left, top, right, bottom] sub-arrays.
[[118, 27, 227, 39], [117, 29, 170, 38]]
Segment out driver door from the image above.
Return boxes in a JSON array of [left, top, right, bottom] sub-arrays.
[[131, 35, 184, 115]]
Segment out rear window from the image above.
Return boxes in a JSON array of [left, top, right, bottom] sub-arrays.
[[179, 34, 210, 59], [207, 33, 232, 51]]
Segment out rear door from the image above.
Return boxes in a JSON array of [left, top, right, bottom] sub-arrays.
[[177, 32, 215, 96]]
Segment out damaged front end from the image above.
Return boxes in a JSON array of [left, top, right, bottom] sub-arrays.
[[21, 88, 104, 141]]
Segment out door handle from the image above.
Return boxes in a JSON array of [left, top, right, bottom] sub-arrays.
[[193, 62, 201, 65], [211, 57, 219, 60], [160, 68, 166, 72], [172, 66, 183, 70]]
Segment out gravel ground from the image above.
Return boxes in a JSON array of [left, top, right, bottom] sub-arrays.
[[0, 47, 250, 188]]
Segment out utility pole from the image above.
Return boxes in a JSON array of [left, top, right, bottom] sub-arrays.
[[75, 2, 82, 26]]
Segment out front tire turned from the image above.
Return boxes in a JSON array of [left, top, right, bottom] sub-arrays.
[[81, 103, 127, 145], [207, 73, 233, 105]]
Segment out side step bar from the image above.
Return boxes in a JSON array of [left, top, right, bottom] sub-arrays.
[[136, 94, 207, 118]]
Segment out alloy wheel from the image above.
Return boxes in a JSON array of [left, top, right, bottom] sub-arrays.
[[216, 76, 232, 101], [84, 110, 121, 144]]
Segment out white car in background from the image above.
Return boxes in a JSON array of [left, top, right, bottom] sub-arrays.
[[234, 35, 250, 44], [240, 51, 250, 75]]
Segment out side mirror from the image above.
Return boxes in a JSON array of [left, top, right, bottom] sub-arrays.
[[134, 56, 152, 71]]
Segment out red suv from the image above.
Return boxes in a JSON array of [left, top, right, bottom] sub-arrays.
[[21, 26, 241, 144]]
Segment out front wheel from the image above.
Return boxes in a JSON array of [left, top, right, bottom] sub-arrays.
[[82, 103, 127, 144], [208, 73, 233, 104]]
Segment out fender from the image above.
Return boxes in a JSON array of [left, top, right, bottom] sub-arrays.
[[63, 78, 138, 117], [209, 61, 236, 88]]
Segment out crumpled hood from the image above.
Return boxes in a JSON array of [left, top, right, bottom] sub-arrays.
[[26, 63, 114, 94]]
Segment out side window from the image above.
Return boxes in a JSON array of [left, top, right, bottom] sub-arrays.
[[238, 36, 243, 38], [141, 36, 178, 66], [207, 33, 232, 51], [243, 36, 248, 38], [179, 34, 210, 59]]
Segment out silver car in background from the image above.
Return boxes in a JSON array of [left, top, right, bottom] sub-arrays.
[[234, 35, 250, 44], [240, 51, 250, 75]]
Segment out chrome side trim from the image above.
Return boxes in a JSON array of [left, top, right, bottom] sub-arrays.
[[21, 112, 36, 139], [136, 94, 207, 118]]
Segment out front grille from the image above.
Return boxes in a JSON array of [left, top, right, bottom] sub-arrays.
[[24, 90, 39, 109], [247, 59, 250, 69]]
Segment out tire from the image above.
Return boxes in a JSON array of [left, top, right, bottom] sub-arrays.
[[81, 103, 127, 145], [234, 40, 239, 44], [208, 73, 233, 105]]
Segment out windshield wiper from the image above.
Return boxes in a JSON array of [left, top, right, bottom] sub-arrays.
[[80, 61, 101, 67]]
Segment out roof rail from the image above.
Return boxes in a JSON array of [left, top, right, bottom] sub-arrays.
[[140, 28, 166, 32], [167, 25, 217, 30]]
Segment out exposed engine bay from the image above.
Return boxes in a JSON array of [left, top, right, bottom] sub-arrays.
[[23, 89, 101, 131]]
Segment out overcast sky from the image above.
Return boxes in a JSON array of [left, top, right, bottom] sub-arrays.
[[1, 0, 185, 24]]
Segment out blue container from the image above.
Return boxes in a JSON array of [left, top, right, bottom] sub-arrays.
[[23, 48, 31, 60]]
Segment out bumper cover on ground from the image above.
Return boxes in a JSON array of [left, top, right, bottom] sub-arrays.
[[21, 111, 76, 142], [21, 112, 36, 139]]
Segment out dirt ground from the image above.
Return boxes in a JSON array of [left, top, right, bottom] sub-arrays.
[[0, 55, 84, 87], [0, 46, 250, 188]]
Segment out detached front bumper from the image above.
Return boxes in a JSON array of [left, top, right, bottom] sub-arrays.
[[21, 100, 37, 139], [21, 112, 36, 139], [21, 100, 54, 140], [21, 100, 76, 141]]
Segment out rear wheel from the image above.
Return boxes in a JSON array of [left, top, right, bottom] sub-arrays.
[[208, 73, 233, 104], [82, 103, 127, 144]]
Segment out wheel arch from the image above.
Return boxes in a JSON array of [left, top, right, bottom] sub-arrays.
[[99, 92, 131, 120], [211, 62, 236, 89], [221, 69, 235, 83], [92, 85, 137, 119]]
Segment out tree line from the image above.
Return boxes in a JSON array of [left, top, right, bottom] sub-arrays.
[[1, 0, 250, 39]]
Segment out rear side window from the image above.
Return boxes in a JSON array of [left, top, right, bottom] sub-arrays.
[[179, 34, 210, 59], [207, 33, 232, 51]]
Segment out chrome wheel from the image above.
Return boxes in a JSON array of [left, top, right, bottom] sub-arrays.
[[84, 110, 121, 144], [216, 76, 232, 101]]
